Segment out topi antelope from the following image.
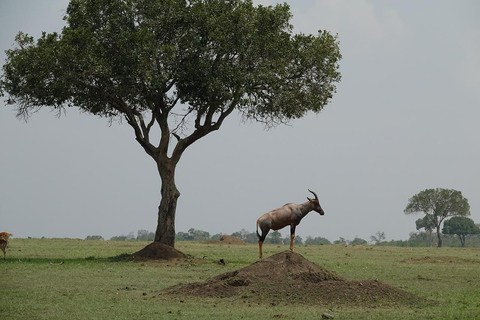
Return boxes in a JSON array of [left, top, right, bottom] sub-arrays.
[[256, 190, 324, 259]]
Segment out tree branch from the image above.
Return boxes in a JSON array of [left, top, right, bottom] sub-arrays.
[[171, 99, 238, 164], [109, 96, 158, 159]]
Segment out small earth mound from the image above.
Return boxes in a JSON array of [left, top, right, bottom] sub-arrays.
[[166, 251, 428, 307], [220, 235, 245, 244], [204, 235, 245, 245], [131, 242, 187, 261]]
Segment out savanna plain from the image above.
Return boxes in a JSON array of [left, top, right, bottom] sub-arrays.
[[2, 238, 480, 319]]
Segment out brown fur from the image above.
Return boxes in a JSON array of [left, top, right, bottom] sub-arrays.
[[0, 232, 13, 260], [0, 232, 13, 244]]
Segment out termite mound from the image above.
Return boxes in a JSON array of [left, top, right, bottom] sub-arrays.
[[130, 242, 187, 261], [204, 235, 246, 245], [165, 251, 430, 307]]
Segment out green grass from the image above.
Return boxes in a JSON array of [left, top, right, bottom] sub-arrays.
[[2, 239, 480, 319]]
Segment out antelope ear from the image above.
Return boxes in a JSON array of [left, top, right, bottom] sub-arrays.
[[307, 197, 312, 201]]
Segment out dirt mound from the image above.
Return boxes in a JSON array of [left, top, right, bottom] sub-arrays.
[[220, 250, 344, 282], [220, 235, 245, 244], [204, 235, 246, 245], [131, 242, 187, 261], [166, 251, 427, 307]]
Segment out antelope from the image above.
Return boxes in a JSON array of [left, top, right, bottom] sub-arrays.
[[0, 232, 13, 247], [0, 232, 12, 261], [256, 190, 324, 259]]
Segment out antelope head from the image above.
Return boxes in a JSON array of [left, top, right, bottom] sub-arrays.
[[307, 189, 324, 215]]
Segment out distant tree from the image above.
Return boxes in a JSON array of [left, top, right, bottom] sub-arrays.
[[231, 229, 251, 241], [232, 229, 259, 243], [305, 236, 331, 245], [265, 230, 283, 244], [350, 237, 367, 245], [416, 216, 436, 246], [137, 229, 155, 241], [333, 237, 347, 245], [175, 232, 191, 241], [187, 228, 210, 241], [210, 233, 223, 241], [231, 231, 242, 239], [405, 231, 463, 247], [287, 235, 303, 245], [443, 217, 480, 247], [137, 229, 149, 241], [404, 188, 470, 247], [370, 231, 386, 245], [85, 235, 103, 240], [110, 235, 128, 241], [243, 232, 259, 244], [1, 0, 341, 248], [319, 237, 331, 245]]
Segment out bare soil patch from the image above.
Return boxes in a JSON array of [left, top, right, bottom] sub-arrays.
[[166, 251, 428, 307], [130, 242, 188, 261]]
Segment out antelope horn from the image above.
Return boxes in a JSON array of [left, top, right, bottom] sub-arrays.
[[308, 189, 318, 200]]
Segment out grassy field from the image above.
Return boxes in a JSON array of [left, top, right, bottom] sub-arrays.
[[2, 238, 480, 319]]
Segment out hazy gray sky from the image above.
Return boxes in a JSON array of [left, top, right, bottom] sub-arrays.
[[1, 0, 479, 242]]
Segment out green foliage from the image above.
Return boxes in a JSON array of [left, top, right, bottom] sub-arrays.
[[175, 231, 191, 241], [443, 217, 480, 247], [350, 237, 368, 245], [187, 228, 210, 241], [333, 237, 347, 245], [264, 230, 283, 244], [404, 188, 470, 247], [85, 235, 104, 240], [305, 236, 331, 245], [110, 235, 128, 241], [136, 229, 155, 241], [405, 188, 470, 219], [416, 216, 436, 232], [175, 228, 211, 241], [294, 235, 303, 245], [1, 0, 341, 128]]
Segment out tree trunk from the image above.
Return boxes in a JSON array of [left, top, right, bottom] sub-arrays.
[[154, 160, 180, 247], [436, 225, 443, 248]]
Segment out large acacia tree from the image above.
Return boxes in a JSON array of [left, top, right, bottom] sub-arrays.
[[1, 0, 341, 247], [404, 188, 470, 247]]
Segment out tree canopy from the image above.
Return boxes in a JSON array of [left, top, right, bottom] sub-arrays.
[[404, 188, 470, 247], [1, 0, 341, 247], [415, 216, 436, 232], [443, 216, 479, 247]]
